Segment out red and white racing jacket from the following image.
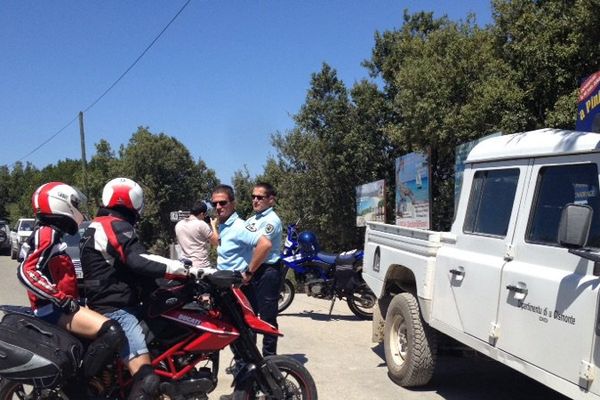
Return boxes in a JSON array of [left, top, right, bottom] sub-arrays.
[[17, 225, 78, 314]]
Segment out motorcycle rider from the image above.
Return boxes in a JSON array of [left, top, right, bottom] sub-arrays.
[[80, 177, 189, 400], [17, 182, 125, 381]]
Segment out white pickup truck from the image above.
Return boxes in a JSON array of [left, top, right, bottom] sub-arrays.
[[363, 128, 600, 399]]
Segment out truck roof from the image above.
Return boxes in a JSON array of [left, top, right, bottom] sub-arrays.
[[466, 128, 600, 163]]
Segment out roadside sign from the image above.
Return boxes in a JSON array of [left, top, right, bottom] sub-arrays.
[[169, 211, 190, 222]]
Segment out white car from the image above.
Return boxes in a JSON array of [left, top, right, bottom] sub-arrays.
[[10, 218, 35, 260]]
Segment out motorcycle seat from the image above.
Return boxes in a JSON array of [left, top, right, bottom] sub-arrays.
[[335, 249, 360, 266], [316, 252, 338, 265], [0, 305, 33, 316]]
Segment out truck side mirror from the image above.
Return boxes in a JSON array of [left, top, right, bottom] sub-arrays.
[[558, 203, 592, 248]]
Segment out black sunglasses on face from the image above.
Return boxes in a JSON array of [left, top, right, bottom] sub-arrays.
[[251, 195, 266, 200], [211, 200, 229, 207]]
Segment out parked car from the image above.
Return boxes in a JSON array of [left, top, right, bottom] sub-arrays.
[[0, 219, 10, 255], [10, 218, 35, 260]]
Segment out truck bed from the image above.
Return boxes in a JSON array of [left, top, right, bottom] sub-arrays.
[[362, 222, 456, 316]]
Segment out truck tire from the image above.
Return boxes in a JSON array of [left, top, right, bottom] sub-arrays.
[[384, 292, 436, 387]]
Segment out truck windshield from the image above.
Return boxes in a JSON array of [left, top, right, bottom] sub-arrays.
[[20, 221, 34, 231]]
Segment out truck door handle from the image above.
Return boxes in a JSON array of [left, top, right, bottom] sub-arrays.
[[506, 284, 528, 300], [506, 284, 527, 294], [449, 267, 465, 282]]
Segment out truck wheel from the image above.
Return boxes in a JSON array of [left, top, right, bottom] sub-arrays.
[[384, 292, 436, 387]]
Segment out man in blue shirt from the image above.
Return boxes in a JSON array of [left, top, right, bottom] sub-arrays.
[[210, 184, 271, 291], [245, 182, 283, 356]]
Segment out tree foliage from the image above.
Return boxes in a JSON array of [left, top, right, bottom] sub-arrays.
[[119, 127, 217, 253], [265, 64, 393, 250], [1, 0, 597, 249], [0, 128, 218, 254]]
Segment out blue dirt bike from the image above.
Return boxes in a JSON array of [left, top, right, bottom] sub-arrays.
[[277, 223, 376, 320]]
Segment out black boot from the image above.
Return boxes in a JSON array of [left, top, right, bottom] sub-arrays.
[[128, 365, 160, 400]]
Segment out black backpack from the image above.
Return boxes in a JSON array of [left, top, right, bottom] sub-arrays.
[[0, 313, 83, 388]]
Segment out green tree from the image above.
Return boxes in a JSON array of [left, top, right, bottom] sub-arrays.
[[268, 64, 392, 250], [492, 0, 600, 128], [365, 11, 526, 229], [11, 162, 40, 220], [232, 167, 255, 219], [192, 159, 219, 203], [0, 166, 11, 218], [119, 127, 217, 254], [87, 139, 119, 214]]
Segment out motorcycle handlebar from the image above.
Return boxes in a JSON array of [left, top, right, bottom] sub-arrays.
[[190, 268, 243, 289]]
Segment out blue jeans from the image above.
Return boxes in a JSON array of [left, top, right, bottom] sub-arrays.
[[104, 307, 148, 361]]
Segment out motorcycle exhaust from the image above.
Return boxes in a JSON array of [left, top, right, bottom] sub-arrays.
[[159, 375, 215, 400]]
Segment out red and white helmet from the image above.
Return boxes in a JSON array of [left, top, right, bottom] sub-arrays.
[[32, 182, 85, 234], [102, 177, 144, 216]]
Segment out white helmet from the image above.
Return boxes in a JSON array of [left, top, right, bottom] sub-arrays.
[[102, 178, 144, 216], [32, 182, 85, 234]]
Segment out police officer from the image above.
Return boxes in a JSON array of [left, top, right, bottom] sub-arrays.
[[245, 182, 282, 356], [210, 184, 271, 287]]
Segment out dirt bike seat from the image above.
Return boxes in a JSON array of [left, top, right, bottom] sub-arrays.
[[335, 250, 360, 266], [316, 252, 339, 265]]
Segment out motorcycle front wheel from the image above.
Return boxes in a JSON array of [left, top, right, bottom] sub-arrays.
[[277, 279, 295, 313], [0, 379, 64, 400], [346, 283, 377, 320], [232, 355, 318, 400]]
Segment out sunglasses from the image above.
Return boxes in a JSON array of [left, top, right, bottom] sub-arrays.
[[211, 200, 229, 207], [251, 195, 267, 201]]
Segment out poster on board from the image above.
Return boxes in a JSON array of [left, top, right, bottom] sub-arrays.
[[395, 152, 430, 229], [356, 179, 385, 227], [576, 71, 600, 133]]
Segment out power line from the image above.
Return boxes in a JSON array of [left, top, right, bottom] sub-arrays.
[[83, 0, 192, 113], [15, 115, 79, 164], [12, 0, 192, 166]]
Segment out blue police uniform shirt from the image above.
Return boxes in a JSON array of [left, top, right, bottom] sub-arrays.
[[245, 207, 282, 264], [217, 212, 261, 272]]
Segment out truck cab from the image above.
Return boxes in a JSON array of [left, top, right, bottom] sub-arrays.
[[363, 128, 600, 399]]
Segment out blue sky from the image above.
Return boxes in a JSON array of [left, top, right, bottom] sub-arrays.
[[0, 1, 492, 184]]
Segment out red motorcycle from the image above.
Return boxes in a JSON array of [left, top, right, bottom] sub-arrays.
[[0, 269, 318, 399]]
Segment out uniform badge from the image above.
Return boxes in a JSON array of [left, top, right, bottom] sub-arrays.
[[265, 224, 275, 234], [246, 223, 257, 232]]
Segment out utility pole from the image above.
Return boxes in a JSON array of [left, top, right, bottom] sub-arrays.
[[79, 112, 89, 201]]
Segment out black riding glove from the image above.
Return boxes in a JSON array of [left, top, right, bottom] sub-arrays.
[[59, 296, 80, 314]]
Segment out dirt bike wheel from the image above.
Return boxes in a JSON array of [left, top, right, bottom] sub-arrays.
[[346, 284, 376, 320], [277, 279, 295, 313], [0, 379, 60, 400], [232, 355, 318, 400]]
